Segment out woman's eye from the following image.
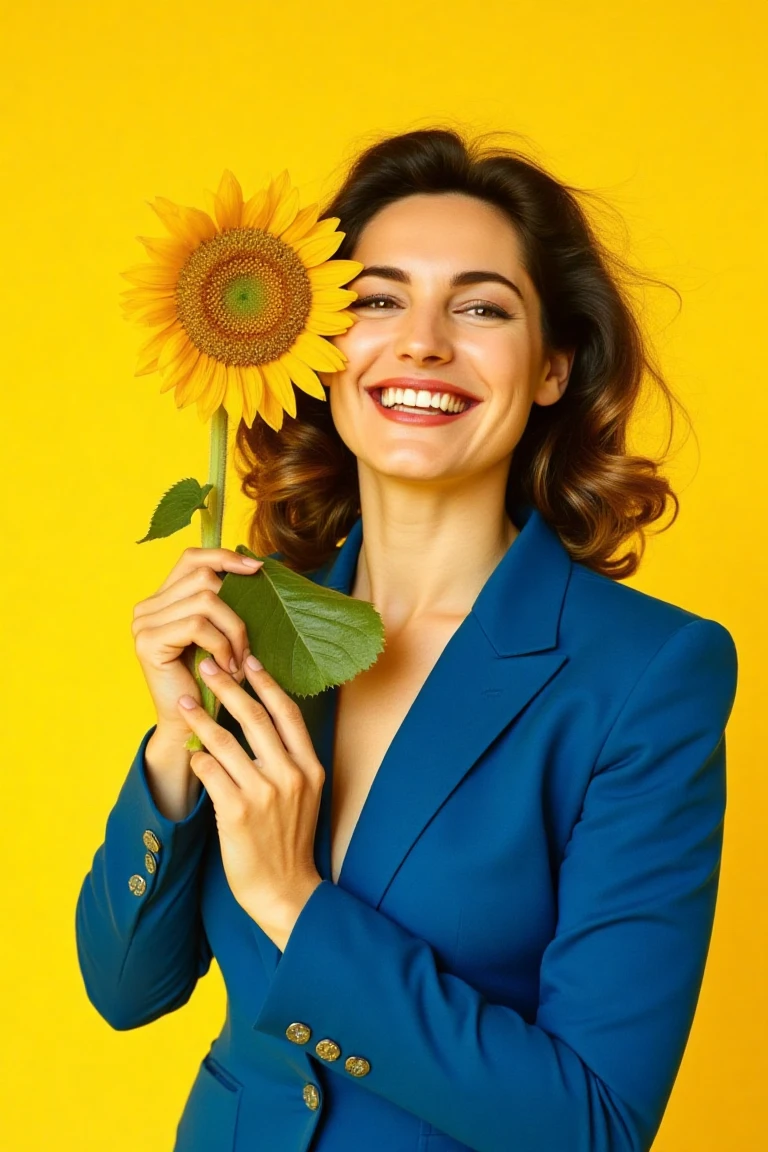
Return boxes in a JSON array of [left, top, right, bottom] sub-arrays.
[[349, 295, 512, 319], [350, 294, 399, 310]]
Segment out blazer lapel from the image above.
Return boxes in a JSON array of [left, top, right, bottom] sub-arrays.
[[307, 502, 571, 910]]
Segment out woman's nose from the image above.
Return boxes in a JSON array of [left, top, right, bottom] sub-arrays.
[[393, 306, 453, 364]]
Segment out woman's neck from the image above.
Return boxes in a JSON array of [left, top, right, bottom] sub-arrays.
[[350, 478, 519, 629]]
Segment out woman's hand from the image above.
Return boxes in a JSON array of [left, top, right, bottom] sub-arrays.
[[176, 652, 325, 950], [131, 547, 264, 747]]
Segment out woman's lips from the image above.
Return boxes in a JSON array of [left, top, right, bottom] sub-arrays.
[[367, 388, 478, 426]]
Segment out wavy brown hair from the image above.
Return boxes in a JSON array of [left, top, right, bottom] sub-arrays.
[[234, 126, 694, 579]]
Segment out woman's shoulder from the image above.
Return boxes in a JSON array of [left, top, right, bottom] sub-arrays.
[[562, 559, 736, 687]]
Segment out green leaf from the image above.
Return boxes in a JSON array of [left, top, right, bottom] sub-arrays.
[[216, 546, 385, 697], [137, 478, 214, 543]]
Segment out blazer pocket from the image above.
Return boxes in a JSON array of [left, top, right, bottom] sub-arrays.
[[174, 1054, 243, 1152]]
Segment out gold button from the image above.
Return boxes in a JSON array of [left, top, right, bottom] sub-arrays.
[[315, 1039, 341, 1062], [128, 874, 147, 897], [285, 1022, 311, 1044], [344, 1056, 371, 1077], [302, 1083, 320, 1110], [144, 852, 157, 874], [143, 830, 161, 853]]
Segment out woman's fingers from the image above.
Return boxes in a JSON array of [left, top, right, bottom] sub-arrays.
[[132, 583, 253, 672], [195, 657, 323, 780], [156, 547, 263, 596]]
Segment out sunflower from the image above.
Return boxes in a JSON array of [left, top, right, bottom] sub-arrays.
[[121, 170, 362, 431]]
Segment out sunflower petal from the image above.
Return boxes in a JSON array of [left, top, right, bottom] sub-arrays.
[[121, 264, 180, 288], [281, 350, 327, 401], [309, 287, 358, 309], [305, 309, 356, 336], [157, 327, 194, 373], [214, 170, 244, 231], [265, 170, 291, 219], [136, 235, 191, 265], [291, 330, 347, 371], [304, 216, 341, 238], [175, 354, 213, 406], [257, 382, 285, 432], [295, 230, 345, 268], [198, 360, 228, 422], [120, 285, 176, 306], [278, 202, 320, 245], [125, 298, 179, 326], [161, 343, 200, 392], [149, 197, 217, 246], [267, 187, 300, 237], [239, 365, 264, 427], [308, 259, 365, 288], [135, 322, 181, 375], [223, 365, 245, 424], [261, 358, 297, 419], [242, 187, 270, 230]]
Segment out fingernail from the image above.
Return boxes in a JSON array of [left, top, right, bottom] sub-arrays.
[[229, 657, 239, 673], [199, 657, 218, 674], [241, 557, 262, 568], [246, 654, 263, 671]]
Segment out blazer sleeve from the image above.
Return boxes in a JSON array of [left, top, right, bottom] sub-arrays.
[[251, 617, 738, 1152], [75, 723, 216, 1030]]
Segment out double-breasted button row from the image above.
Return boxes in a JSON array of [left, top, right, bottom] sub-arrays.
[[285, 1022, 371, 1076], [129, 830, 162, 896]]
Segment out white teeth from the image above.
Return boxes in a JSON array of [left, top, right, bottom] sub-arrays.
[[378, 387, 468, 413]]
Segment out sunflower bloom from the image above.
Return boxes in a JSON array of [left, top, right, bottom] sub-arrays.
[[121, 170, 362, 431]]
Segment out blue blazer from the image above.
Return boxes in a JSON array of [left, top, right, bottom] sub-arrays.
[[75, 503, 738, 1152]]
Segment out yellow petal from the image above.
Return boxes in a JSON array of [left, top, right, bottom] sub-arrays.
[[185, 352, 218, 403], [257, 383, 284, 432], [223, 364, 245, 424], [304, 216, 341, 238], [295, 230, 345, 269], [175, 355, 213, 406], [214, 170, 244, 231], [135, 322, 181, 375], [148, 197, 217, 246], [265, 170, 291, 220], [121, 285, 176, 307], [261, 358, 297, 419], [308, 260, 365, 288], [305, 309, 356, 336], [121, 264, 180, 289], [158, 327, 194, 373], [239, 365, 264, 427], [125, 298, 178, 326], [136, 235, 191, 266], [267, 187, 300, 237], [292, 330, 346, 371], [281, 350, 327, 401], [160, 343, 199, 393], [309, 287, 358, 309], [242, 187, 270, 230], [278, 202, 320, 245], [198, 360, 228, 422]]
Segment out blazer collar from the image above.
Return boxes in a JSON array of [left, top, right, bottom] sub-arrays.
[[255, 502, 573, 971], [322, 500, 571, 656]]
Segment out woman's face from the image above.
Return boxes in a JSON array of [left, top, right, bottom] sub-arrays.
[[319, 192, 572, 487]]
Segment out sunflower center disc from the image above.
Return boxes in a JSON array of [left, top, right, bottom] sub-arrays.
[[176, 227, 313, 366]]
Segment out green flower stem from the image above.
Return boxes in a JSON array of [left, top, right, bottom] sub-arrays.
[[185, 403, 228, 752]]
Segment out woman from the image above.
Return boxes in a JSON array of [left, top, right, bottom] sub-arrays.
[[75, 128, 739, 1152]]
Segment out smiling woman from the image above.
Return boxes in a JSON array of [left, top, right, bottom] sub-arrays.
[[75, 125, 738, 1152], [234, 126, 691, 581]]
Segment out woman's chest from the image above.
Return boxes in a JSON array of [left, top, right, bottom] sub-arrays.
[[329, 616, 466, 885]]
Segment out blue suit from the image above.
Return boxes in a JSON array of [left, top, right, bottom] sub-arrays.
[[75, 502, 738, 1152]]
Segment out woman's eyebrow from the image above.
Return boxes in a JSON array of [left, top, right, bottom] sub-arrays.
[[354, 265, 525, 305]]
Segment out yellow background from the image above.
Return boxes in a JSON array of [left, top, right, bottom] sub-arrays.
[[1, 0, 765, 1148]]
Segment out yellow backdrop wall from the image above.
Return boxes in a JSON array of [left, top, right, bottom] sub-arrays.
[[1, 0, 764, 1148]]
